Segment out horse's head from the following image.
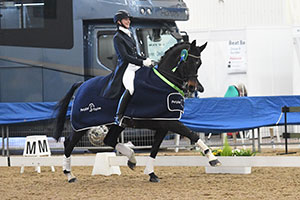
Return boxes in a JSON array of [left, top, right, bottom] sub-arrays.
[[176, 40, 207, 94], [157, 40, 207, 96]]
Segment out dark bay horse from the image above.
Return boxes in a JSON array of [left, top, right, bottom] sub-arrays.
[[54, 40, 221, 183]]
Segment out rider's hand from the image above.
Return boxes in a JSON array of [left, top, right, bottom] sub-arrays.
[[143, 58, 152, 67]]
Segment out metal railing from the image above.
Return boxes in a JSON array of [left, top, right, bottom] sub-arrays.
[[1, 118, 300, 156]]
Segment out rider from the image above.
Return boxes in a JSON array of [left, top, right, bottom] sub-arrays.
[[113, 10, 152, 125]]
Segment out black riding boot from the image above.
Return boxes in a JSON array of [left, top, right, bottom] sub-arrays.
[[116, 89, 132, 126]]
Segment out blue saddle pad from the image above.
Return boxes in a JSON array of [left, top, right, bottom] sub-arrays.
[[71, 67, 184, 131]]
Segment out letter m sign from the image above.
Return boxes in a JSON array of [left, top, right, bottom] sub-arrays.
[[26, 141, 36, 155], [23, 136, 51, 156]]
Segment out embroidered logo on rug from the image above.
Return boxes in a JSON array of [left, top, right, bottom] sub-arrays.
[[80, 103, 102, 113], [167, 93, 184, 112]]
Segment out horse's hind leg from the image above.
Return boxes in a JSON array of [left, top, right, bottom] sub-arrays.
[[144, 129, 168, 183], [63, 130, 85, 183], [167, 121, 221, 167], [104, 125, 136, 170]]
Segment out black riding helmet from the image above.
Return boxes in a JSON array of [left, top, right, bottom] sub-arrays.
[[113, 10, 131, 24]]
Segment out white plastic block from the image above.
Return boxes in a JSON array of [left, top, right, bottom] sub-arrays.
[[205, 166, 252, 174], [92, 152, 121, 176]]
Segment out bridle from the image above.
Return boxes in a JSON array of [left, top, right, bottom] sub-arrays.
[[156, 48, 201, 95], [172, 49, 201, 81]]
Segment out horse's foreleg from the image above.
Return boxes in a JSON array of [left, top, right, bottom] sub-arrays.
[[116, 143, 136, 170], [196, 139, 221, 166], [63, 130, 85, 183], [144, 129, 168, 182], [103, 125, 136, 170], [167, 121, 221, 167]]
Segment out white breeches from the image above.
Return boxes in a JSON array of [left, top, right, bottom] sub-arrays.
[[123, 64, 141, 95]]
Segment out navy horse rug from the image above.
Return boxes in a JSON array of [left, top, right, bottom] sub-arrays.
[[71, 67, 184, 131]]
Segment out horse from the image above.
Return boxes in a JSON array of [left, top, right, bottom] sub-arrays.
[[54, 40, 221, 183]]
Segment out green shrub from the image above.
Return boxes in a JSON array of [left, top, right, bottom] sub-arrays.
[[220, 136, 232, 156]]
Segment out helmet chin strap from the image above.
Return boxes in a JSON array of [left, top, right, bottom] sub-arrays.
[[118, 21, 127, 29]]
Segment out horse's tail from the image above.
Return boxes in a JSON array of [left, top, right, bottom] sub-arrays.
[[53, 81, 83, 142]]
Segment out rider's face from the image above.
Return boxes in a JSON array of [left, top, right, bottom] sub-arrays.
[[119, 18, 131, 29]]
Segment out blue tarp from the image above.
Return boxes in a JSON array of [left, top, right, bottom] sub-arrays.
[[0, 96, 300, 133], [181, 96, 300, 133], [0, 102, 71, 124]]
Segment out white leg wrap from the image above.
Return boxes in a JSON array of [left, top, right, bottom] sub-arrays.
[[207, 151, 217, 161], [116, 143, 134, 159], [144, 157, 155, 175], [196, 139, 209, 152], [196, 139, 216, 161], [63, 155, 71, 172]]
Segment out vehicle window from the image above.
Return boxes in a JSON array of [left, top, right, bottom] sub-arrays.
[[98, 32, 117, 70], [0, 1, 45, 29], [0, 0, 73, 49], [136, 28, 177, 62]]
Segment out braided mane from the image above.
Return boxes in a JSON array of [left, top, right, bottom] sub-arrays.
[[158, 41, 190, 67]]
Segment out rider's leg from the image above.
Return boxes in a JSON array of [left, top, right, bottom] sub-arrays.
[[116, 64, 140, 125], [116, 89, 131, 124]]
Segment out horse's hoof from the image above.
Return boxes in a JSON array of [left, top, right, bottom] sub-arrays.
[[149, 172, 160, 183], [150, 176, 160, 183], [127, 160, 136, 170], [68, 177, 77, 183], [209, 159, 222, 167], [64, 171, 77, 183]]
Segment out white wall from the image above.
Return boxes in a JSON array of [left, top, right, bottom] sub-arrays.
[[247, 27, 293, 96], [293, 27, 300, 94], [177, 0, 299, 97], [178, 0, 289, 31]]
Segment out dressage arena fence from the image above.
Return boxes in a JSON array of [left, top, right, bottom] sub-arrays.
[[1, 153, 300, 175], [1, 118, 300, 156]]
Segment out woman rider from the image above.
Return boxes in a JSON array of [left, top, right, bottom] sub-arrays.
[[113, 10, 152, 125]]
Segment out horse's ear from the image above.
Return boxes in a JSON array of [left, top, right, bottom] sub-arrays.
[[191, 40, 196, 46], [199, 42, 208, 53]]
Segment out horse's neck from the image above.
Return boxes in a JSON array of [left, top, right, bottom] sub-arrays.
[[159, 56, 178, 72]]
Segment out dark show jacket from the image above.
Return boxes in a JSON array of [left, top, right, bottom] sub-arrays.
[[101, 29, 146, 99]]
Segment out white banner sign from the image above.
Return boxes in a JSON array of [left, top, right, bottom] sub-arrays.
[[227, 40, 247, 74]]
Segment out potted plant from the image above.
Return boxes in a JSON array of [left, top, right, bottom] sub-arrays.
[[205, 136, 255, 174]]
